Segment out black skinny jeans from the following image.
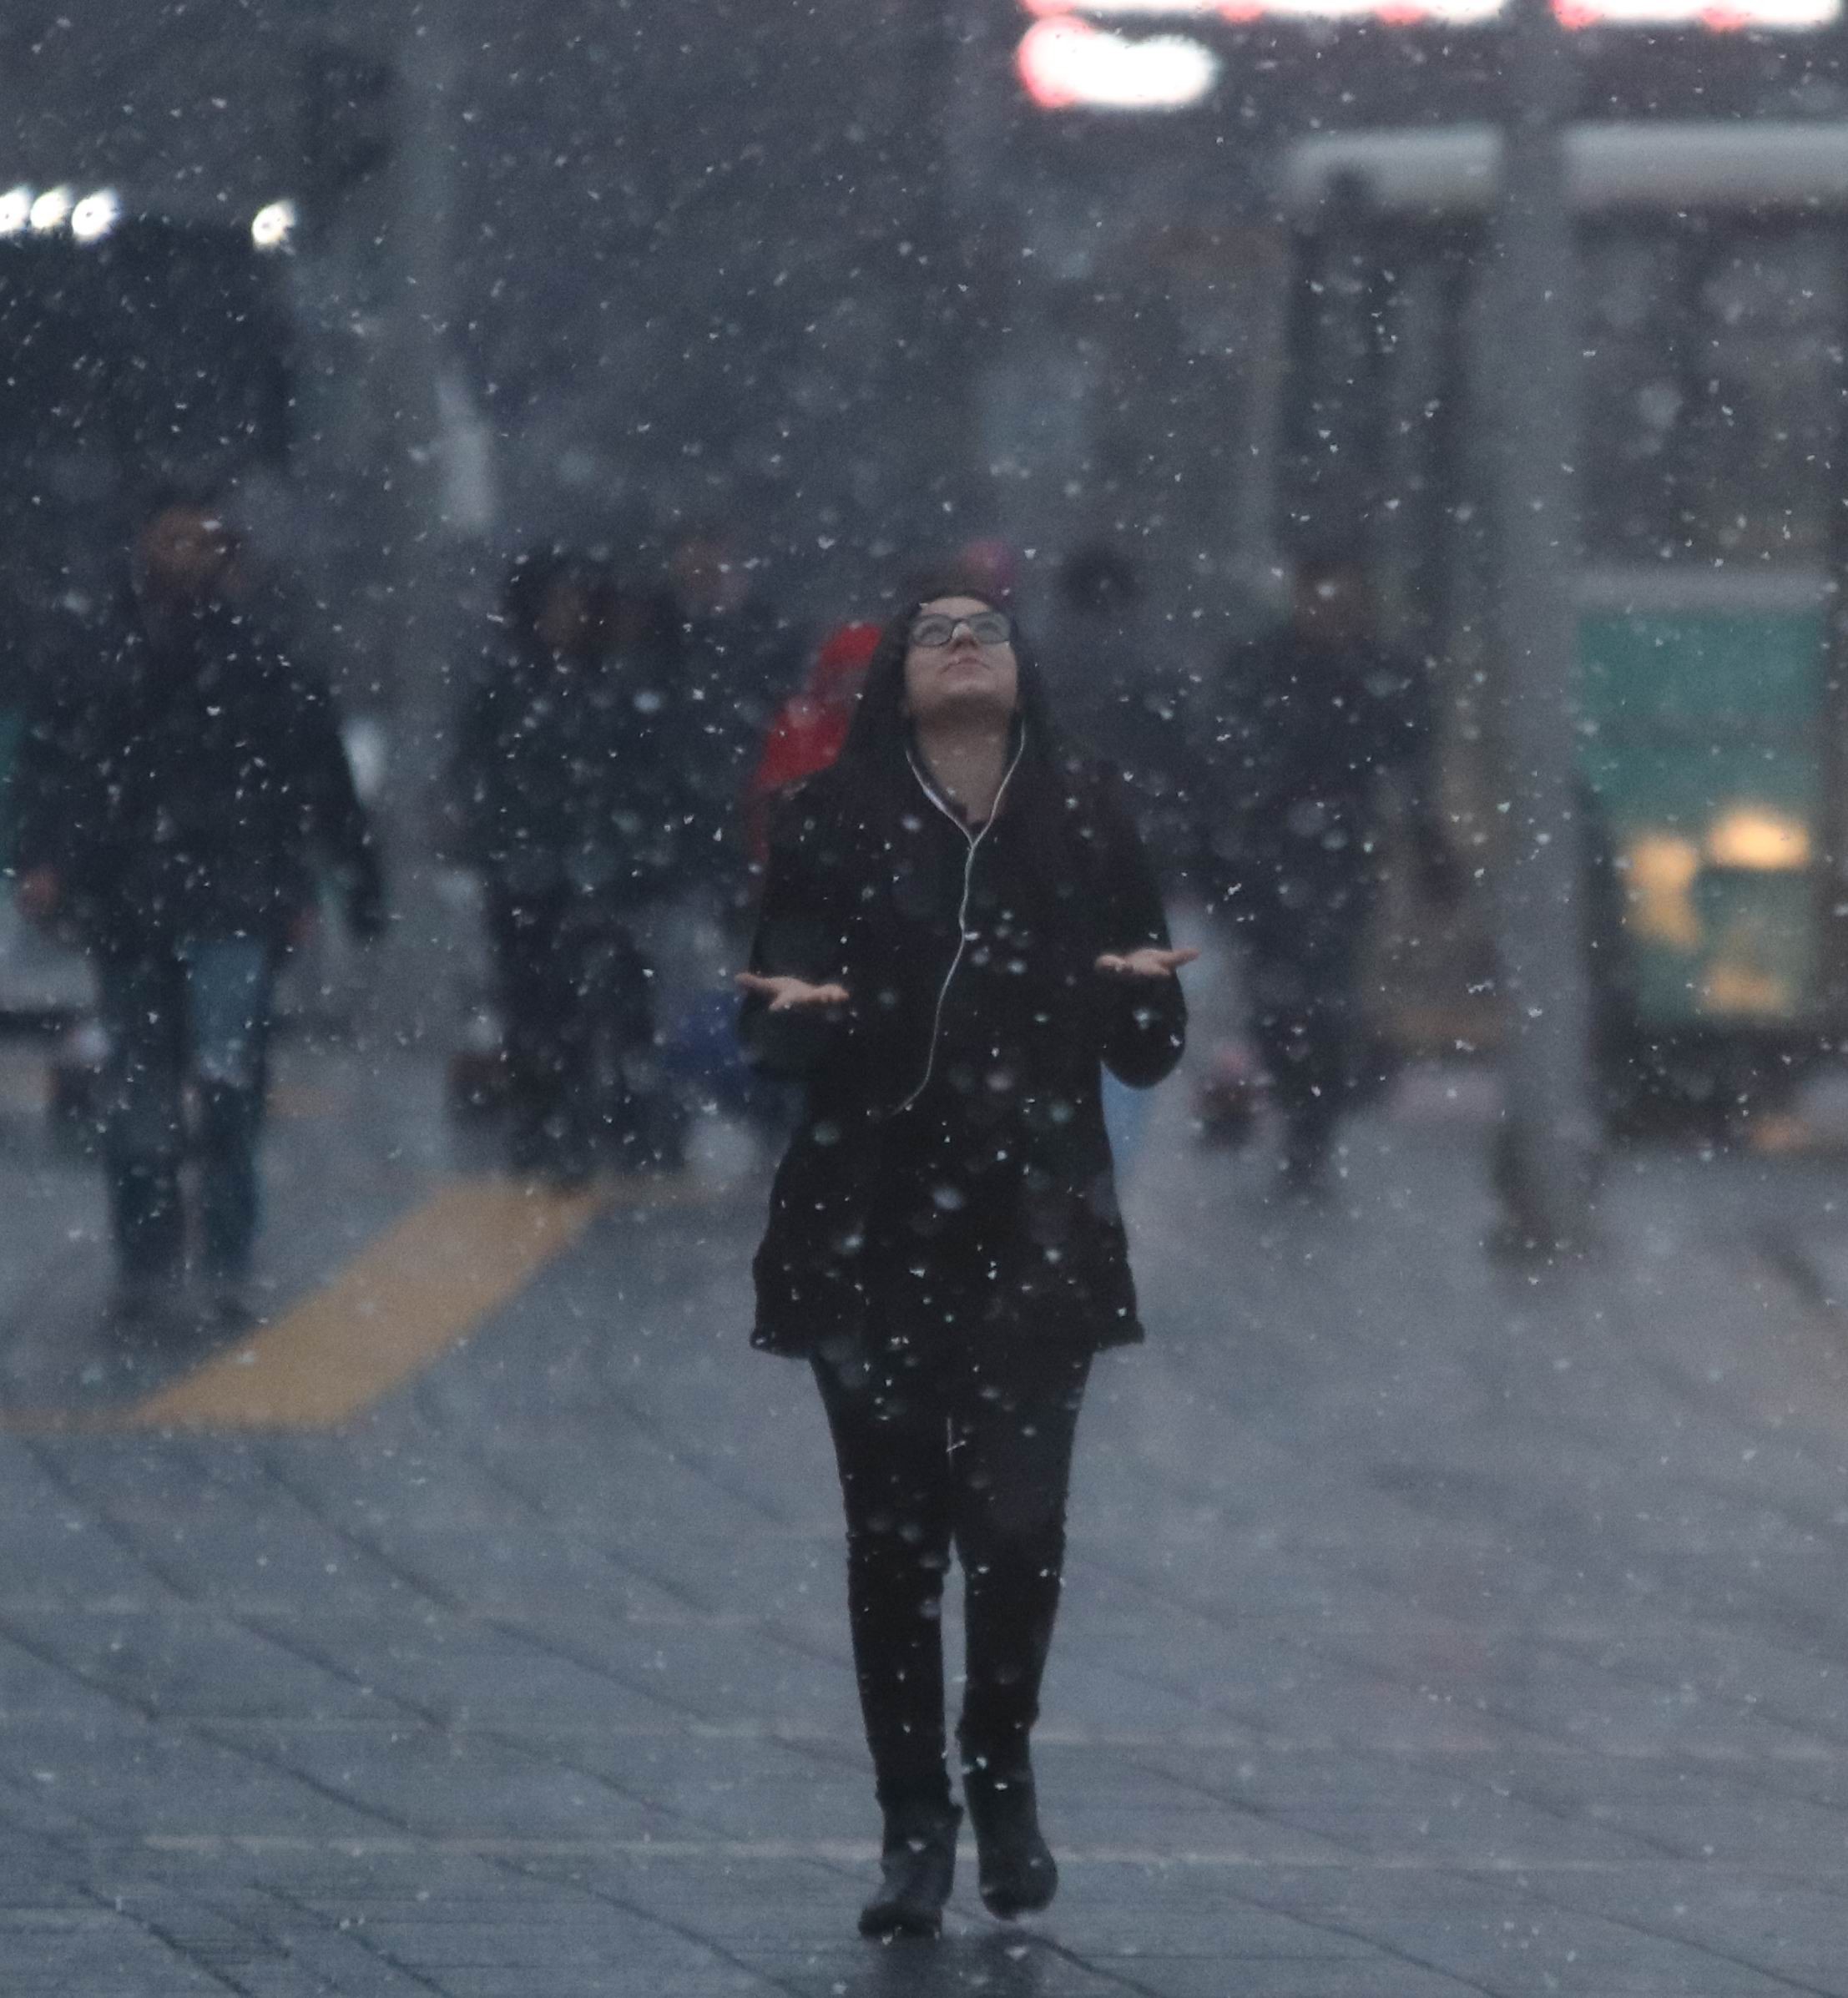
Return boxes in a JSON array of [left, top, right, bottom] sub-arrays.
[[814, 1328, 1091, 1818]]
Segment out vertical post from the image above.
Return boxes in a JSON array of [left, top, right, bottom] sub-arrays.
[[923, 0, 998, 554], [1487, 0, 1600, 1252], [367, 9, 481, 1047], [1282, 174, 1380, 563], [1815, 233, 1848, 1042], [1235, 228, 1292, 599], [942, 0, 1030, 569]]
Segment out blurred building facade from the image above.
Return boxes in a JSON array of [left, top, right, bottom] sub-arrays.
[[2, 2, 1844, 655]]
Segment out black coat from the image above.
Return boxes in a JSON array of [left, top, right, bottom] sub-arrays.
[[740, 753, 1185, 1359], [1194, 628, 1447, 941], [451, 638, 702, 906], [14, 596, 380, 951]]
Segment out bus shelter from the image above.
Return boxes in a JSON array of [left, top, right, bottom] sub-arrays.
[[1282, 123, 1848, 1119]]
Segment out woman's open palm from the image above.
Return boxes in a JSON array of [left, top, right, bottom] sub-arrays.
[[1094, 946, 1199, 980], [736, 971, 851, 1012]]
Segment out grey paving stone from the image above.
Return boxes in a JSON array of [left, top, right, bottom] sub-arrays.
[[1086, 1964, 1491, 1998], [551, 1850, 870, 1945], [0, 1717, 389, 1839], [346, 1915, 709, 1971], [2, 1067, 1848, 1990], [1520, 1866, 1848, 1989], [427, 1972, 775, 1998], [207, 1719, 692, 1842], [0, 1607, 406, 1723], [513, 1723, 870, 1845], [0, 1906, 233, 1995], [237, 1611, 694, 1733], [0, 1626, 151, 1724], [497, 1610, 862, 1733], [741, 1937, 1143, 1997]]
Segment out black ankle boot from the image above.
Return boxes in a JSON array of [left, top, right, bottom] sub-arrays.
[[859, 1801, 961, 1940], [964, 1763, 1057, 1918]]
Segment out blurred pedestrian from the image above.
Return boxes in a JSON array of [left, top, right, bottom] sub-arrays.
[[13, 489, 384, 1328], [665, 520, 805, 894], [1050, 543, 1194, 873], [738, 588, 1194, 1938], [1050, 543, 1199, 1175], [1194, 552, 1459, 1193], [741, 618, 881, 867], [949, 537, 1018, 606], [452, 550, 695, 1184]]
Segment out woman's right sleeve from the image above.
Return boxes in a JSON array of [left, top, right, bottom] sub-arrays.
[[737, 787, 851, 1079]]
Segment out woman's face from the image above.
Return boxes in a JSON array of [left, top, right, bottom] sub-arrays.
[[902, 595, 1018, 730]]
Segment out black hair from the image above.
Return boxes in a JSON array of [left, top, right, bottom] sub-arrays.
[[824, 588, 1108, 905]]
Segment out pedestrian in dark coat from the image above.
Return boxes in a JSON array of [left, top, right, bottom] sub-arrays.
[[452, 550, 696, 1182], [1194, 554, 1459, 1190], [738, 588, 1194, 1939], [13, 495, 382, 1324], [665, 522, 805, 906]]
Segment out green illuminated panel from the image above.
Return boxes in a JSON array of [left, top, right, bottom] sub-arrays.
[[1579, 609, 1823, 1030]]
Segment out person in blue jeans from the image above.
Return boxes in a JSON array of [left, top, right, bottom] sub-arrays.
[[14, 492, 383, 1328], [88, 940, 279, 1321]]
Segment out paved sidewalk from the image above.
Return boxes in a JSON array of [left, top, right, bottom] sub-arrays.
[[0, 1045, 1846, 1993]]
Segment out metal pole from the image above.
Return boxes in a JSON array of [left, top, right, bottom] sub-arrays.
[[1815, 219, 1848, 1046], [1487, 0, 1601, 1253], [366, 8, 482, 1050]]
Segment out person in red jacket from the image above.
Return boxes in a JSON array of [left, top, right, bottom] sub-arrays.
[[743, 621, 882, 867]]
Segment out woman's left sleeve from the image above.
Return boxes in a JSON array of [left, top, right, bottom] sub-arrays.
[[1089, 771, 1189, 1088]]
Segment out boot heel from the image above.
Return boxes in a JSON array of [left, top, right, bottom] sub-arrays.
[[964, 1765, 1057, 1919], [859, 1803, 961, 1940]]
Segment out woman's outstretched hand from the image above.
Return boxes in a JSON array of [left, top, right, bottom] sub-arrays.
[[1094, 946, 1200, 980], [735, 971, 851, 1012]]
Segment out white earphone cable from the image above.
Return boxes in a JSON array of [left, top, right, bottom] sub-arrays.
[[896, 730, 1026, 1115]]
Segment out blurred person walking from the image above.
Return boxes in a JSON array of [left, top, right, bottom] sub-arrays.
[[1194, 553, 1458, 1193], [13, 491, 384, 1328], [665, 520, 805, 890], [738, 589, 1194, 1938], [1049, 543, 1199, 1175], [452, 550, 696, 1184], [1049, 543, 1194, 875]]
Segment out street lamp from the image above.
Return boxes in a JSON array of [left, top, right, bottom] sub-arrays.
[[28, 186, 72, 233], [252, 199, 298, 251], [69, 190, 120, 243]]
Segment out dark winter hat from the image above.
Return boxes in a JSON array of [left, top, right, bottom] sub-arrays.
[[500, 546, 618, 646]]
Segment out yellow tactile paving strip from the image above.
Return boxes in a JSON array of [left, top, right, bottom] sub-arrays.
[[13, 1173, 715, 1435], [128, 1178, 608, 1431]]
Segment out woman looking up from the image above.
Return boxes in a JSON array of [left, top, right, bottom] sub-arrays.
[[738, 590, 1195, 1940]]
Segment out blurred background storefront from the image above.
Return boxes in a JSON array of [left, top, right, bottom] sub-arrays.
[[4, 0, 1848, 1121]]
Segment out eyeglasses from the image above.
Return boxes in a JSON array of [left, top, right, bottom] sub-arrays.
[[908, 611, 1012, 650]]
